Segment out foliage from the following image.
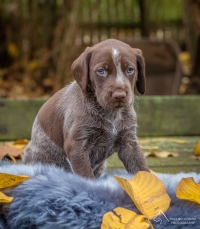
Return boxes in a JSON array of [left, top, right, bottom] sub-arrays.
[[0, 0, 185, 98]]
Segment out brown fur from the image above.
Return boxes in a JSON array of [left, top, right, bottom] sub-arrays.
[[23, 39, 149, 179]]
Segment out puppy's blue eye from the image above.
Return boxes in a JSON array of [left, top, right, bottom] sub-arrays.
[[97, 68, 106, 76], [126, 67, 134, 74]]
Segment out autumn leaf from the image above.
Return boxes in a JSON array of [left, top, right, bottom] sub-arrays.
[[176, 177, 200, 204], [7, 139, 29, 150], [0, 173, 29, 204], [194, 141, 200, 156], [101, 207, 150, 229], [7, 43, 19, 58], [0, 191, 13, 203], [139, 138, 186, 144], [0, 145, 23, 163], [114, 171, 171, 220], [0, 173, 29, 189], [144, 151, 179, 158], [191, 156, 200, 161], [141, 146, 159, 150]]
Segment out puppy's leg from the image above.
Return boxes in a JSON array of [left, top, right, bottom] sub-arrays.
[[64, 141, 96, 179], [23, 141, 72, 172], [23, 119, 72, 172], [93, 161, 107, 178], [118, 136, 149, 174]]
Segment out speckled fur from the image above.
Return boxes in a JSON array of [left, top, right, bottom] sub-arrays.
[[23, 39, 149, 178]]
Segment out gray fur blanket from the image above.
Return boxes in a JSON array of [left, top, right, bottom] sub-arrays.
[[0, 163, 199, 229]]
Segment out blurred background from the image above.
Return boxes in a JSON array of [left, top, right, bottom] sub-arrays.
[[0, 0, 200, 98]]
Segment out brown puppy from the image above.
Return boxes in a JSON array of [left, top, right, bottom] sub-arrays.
[[23, 39, 149, 178]]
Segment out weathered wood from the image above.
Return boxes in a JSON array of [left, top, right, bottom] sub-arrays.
[[1, 137, 200, 174], [0, 99, 46, 141], [135, 96, 200, 136], [107, 136, 200, 173], [0, 96, 200, 141]]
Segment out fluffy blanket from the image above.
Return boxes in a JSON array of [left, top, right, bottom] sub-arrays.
[[0, 163, 199, 229]]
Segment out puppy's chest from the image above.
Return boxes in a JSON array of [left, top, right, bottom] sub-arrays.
[[92, 118, 123, 146], [106, 119, 122, 137]]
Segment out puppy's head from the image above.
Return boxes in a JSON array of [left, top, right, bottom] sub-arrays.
[[71, 39, 145, 110]]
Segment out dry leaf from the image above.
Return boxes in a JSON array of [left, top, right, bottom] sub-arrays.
[[191, 156, 200, 161], [0, 145, 23, 163], [194, 141, 200, 156], [7, 139, 29, 150], [114, 171, 171, 219], [101, 207, 150, 229], [0, 191, 13, 203], [144, 151, 179, 158], [0, 173, 29, 189], [141, 146, 159, 150], [139, 138, 186, 144], [176, 177, 200, 204], [12, 139, 29, 145]]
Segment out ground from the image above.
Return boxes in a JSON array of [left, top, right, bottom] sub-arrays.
[[107, 136, 200, 173]]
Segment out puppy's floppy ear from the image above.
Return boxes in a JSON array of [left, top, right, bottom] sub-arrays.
[[134, 48, 146, 95], [71, 47, 92, 93]]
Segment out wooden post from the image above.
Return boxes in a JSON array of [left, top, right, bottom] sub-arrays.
[[138, 0, 150, 37], [183, 0, 200, 76]]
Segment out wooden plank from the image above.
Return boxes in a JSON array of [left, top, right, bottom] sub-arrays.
[[0, 99, 46, 141], [0, 96, 200, 141], [107, 136, 200, 174], [136, 95, 200, 136], [1, 136, 199, 174]]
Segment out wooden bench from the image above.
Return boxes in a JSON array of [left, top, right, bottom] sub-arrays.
[[0, 96, 200, 173]]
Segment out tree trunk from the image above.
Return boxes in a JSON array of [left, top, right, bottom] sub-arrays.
[[183, 0, 200, 76], [54, 0, 81, 92], [138, 0, 150, 37]]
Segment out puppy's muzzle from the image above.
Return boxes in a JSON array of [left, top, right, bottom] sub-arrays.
[[112, 90, 126, 102]]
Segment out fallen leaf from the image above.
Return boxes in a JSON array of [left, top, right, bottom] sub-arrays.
[[0, 173, 29, 189], [101, 207, 150, 229], [139, 138, 186, 144], [141, 146, 159, 150], [144, 151, 179, 158], [176, 177, 200, 204], [194, 141, 200, 156], [191, 156, 200, 161], [7, 139, 29, 150], [0, 145, 23, 163], [0, 191, 13, 203], [114, 171, 171, 219], [7, 43, 19, 58]]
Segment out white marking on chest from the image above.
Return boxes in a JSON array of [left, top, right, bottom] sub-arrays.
[[112, 48, 124, 84], [112, 123, 118, 136], [107, 110, 122, 136]]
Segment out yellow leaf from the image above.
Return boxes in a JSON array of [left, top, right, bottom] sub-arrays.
[[7, 43, 19, 58], [141, 146, 159, 150], [0, 191, 13, 203], [7, 139, 29, 150], [144, 151, 179, 158], [9, 144, 26, 150], [101, 207, 150, 229], [12, 139, 29, 145], [0, 173, 29, 189], [176, 177, 200, 204], [114, 172, 171, 219], [139, 138, 186, 144], [194, 141, 200, 156], [28, 60, 39, 71]]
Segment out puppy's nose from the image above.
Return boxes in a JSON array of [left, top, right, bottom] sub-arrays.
[[112, 91, 126, 102]]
